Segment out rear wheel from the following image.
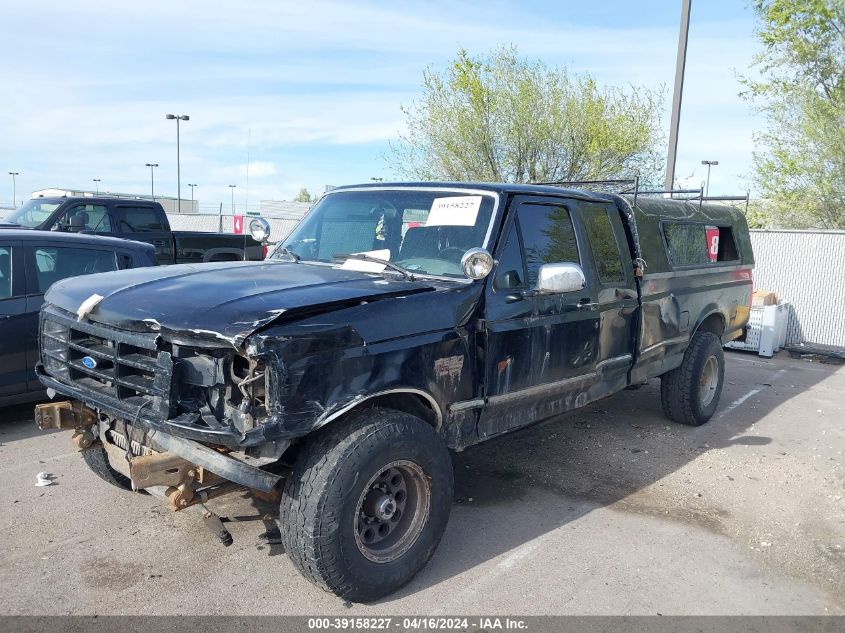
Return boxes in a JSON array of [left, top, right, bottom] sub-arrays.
[[280, 407, 453, 602], [82, 445, 132, 490], [661, 331, 725, 426]]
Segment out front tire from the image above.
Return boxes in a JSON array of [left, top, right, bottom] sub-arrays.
[[82, 445, 132, 490], [660, 331, 725, 426], [280, 407, 453, 602]]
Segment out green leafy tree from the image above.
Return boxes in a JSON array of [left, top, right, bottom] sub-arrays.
[[391, 46, 666, 184], [293, 187, 314, 203], [744, 0, 845, 228]]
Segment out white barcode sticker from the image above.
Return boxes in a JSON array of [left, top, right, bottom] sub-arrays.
[[426, 196, 482, 227]]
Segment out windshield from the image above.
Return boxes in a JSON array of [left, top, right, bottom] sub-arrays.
[[4, 199, 62, 228], [275, 189, 496, 278]]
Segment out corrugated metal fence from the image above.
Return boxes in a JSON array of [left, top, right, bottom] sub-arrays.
[[749, 230, 845, 347]]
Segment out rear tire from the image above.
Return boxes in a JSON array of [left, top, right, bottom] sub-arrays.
[[661, 331, 725, 426], [82, 445, 132, 490], [280, 407, 453, 602]]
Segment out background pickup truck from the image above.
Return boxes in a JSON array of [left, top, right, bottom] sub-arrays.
[[2, 196, 265, 264]]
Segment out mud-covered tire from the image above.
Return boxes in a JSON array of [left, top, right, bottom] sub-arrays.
[[280, 407, 453, 602], [661, 331, 725, 426], [82, 445, 132, 490]]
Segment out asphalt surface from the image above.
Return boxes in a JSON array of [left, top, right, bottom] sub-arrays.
[[0, 351, 842, 615]]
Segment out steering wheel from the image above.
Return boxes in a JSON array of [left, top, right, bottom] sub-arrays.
[[439, 247, 466, 264]]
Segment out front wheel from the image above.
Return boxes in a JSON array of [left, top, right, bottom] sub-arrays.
[[280, 407, 453, 602], [660, 331, 725, 426]]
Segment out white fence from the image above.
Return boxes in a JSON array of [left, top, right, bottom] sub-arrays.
[[749, 230, 845, 347], [167, 213, 302, 244]]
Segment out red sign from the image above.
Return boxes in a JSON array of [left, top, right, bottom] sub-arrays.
[[705, 226, 720, 262], [233, 215, 244, 235]]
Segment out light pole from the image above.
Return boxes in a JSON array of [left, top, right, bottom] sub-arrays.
[[665, 0, 692, 192], [229, 184, 237, 214], [93, 178, 101, 194], [165, 114, 190, 213], [145, 163, 158, 199], [8, 172, 19, 207], [188, 183, 197, 210], [701, 160, 719, 197]]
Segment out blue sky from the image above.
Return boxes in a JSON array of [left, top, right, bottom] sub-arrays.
[[1, 0, 761, 211]]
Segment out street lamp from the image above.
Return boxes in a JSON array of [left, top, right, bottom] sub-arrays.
[[228, 184, 237, 214], [701, 160, 719, 197], [165, 114, 190, 213], [93, 178, 101, 194], [8, 172, 19, 207], [145, 163, 159, 199], [188, 183, 197, 209]]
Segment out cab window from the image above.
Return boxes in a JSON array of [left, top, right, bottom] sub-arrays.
[[582, 205, 625, 285], [57, 204, 111, 233], [515, 204, 579, 287], [118, 206, 165, 232], [0, 246, 12, 299], [31, 246, 118, 293]]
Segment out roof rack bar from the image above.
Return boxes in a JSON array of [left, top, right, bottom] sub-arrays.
[[625, 188, 702, 195], [536, 178, 636, 188]]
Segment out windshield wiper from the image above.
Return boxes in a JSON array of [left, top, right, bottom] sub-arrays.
[[275, 246, 301, 262], [332, 253, 416, 281]]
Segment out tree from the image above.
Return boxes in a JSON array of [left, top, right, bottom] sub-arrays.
[[293, 187, 314, 203], [744, 0, 845, 228], [390, 46, 666, 185]]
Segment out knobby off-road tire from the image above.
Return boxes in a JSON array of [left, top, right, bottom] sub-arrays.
[[82, 445, 132, 490], [280, 407, 453, 602], [660, 331, 725, 426]]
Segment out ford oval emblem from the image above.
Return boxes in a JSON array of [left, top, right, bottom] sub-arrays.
[[81, 356, 98, 370]]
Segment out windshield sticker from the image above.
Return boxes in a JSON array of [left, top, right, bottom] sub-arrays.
[[426, 196, 482, 227], [339, 249, 390, 273]]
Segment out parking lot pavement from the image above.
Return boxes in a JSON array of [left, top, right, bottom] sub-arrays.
[[0, 351, 842, 615]]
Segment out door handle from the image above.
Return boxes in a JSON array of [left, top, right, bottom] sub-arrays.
[[574, 298, 598, 310], [152, 240, 166, 247]]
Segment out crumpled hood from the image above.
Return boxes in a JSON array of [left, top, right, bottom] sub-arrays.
[[45, 260, 439, 347]]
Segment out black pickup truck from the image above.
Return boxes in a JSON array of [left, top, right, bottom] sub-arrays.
[[33, 182, 753, 602], [2, 197, 265, 264]]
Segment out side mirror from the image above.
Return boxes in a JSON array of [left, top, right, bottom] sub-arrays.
[[68, 214, 85, 232], [536, 262, 585, 294]]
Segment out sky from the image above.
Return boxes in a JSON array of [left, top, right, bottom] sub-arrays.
[[0, 0, 763, 212]]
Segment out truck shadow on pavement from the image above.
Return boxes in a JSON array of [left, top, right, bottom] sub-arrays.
[[381, 352, 841, 603]]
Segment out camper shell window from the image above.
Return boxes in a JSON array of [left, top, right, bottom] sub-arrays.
[[662, 221, 739, 268]]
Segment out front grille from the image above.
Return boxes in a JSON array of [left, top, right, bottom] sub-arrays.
[[40, 306, 174, 417]]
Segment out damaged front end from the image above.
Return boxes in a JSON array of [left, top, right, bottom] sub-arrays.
[[35, 304, 291, 506]]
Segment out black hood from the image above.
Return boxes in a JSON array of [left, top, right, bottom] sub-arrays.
[[45, 260, 441, 347]]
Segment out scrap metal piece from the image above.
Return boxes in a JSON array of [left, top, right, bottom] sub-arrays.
[[202, 511, 233, 546], [34, 401, 96, 431]]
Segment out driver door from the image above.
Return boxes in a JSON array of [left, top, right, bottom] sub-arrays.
[[478, 196, 600, 440]]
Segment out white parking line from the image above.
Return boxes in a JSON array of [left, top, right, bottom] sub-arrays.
[[719, 388, 762, 418]]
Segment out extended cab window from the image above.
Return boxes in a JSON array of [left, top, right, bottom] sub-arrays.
[[664, 222, 738, 267], [32, 246, 118, 293], [0, 246, 12, 299], [118, 206, 165, 232], [57, 204, 111, 233], [516, 204, 579, 287], [582, 205, 625, 284]]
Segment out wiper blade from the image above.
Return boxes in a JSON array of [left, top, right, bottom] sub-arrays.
[[333, 253, 415, 280], [276, 246, 300, 262]]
